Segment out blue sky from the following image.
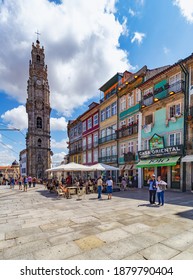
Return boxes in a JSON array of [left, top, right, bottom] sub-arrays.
[[0, 0, 193, 166]]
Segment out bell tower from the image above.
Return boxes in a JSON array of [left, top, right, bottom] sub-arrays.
[[26, 39, 52, 179]]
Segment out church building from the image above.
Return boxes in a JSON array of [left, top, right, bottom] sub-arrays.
[[26, 39, 52, 179]]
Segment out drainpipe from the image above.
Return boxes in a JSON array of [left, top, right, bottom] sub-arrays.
[[179, 62, 189, 192]]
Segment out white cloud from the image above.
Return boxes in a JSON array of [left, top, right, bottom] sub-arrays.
[[0, 149, 16, 166], [0, 0, 131, 116], [50, 117, 67, 131], [51, 152, 67, 166], [173, 0, 193, 23], [163, 47, 170, 55], [51, 138, 68, 150], [131, 32, 146, 44], [1, 105, 68, 132], [1, 105, 28, 130], [128, 8, 136, 17]]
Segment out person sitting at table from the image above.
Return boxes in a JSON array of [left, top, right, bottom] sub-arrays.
[[59, 184, 70, 198]]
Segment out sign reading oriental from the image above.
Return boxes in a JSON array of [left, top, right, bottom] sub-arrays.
[[138, 134, 183, 160]]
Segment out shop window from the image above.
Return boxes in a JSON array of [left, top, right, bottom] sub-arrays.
[[171, 163, 180, 189]]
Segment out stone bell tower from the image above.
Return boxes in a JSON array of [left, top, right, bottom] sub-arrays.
[[26, 39, 52, 179]]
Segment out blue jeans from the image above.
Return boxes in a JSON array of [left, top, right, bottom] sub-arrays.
[[98, 186, 102, 199], [157, 191, 164, 205]]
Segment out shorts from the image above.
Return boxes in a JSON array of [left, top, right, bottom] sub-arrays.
[[107, 186, 112, 193]]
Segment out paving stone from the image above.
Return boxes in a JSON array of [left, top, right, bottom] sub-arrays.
[[3, 240, 51, 259], [161, 231, 193, 251], [5, 227, 42, 240], [96, 228, 130, 243], [75, 235, 105, 251], [33, 242, 82, 259], [139, 243, 180, 260], [0, 239, 16, 250], [122, 223, 152, 234]]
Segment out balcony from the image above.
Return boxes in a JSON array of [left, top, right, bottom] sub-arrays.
[[82, 141, 99, 151], [100, 88, 117, 103], [140, 80, 185, 109], [69, 146, 82, 155], [98, 155, 118, 164], [98, 132, 117, 144], [117, 122, 138, 138]]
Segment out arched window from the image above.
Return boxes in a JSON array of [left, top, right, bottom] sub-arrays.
[[36, 55, 40, 63], [37, 117, 42, 129], [38, 138, 42, 147]]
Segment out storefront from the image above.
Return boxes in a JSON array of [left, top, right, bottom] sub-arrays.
[[137, 134, 183, 189]]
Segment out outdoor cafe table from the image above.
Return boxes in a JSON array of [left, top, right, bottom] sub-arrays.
[[67, 185, 78, 195]]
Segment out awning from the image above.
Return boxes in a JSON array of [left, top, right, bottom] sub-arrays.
[[181, 155, 193, 162], [136, 156, 180, 168]]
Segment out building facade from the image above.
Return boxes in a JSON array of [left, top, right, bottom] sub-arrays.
[[26, 40, 52, 179], [67, 118, 82, 164], [80, 102, 99, 166], [19, 149, 27, 176]]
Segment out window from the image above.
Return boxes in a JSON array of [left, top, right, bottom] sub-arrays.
[[169, 104, 181, 118], [106, 146, 111, 156], [87, 135, 92, 149], [128, 116, 134, 125], [93, 133, 98, 146], [136, 140, 139, 151], [136, 88, 141, 102], [37, 138, 42, 147], [82, 137, 86, 150], [93, 149, 98, 162], [111, 102, 117, 115], [88, 118, 92, 129], [120, 120, 126, 128], [37, 117, 42, 129], [93, 113, 98, 126], [120, 143, 126, 156], [106, 106, 111, 119], [36, 55, 40, 62], [83, 153, 86, 163], [101, 110, 106, 122], [82, 121, 86, 132], [74, 127, 77, 137], [87, 151, 92, 163], [101, 148, 106, 157], [120, 96, 126, 112], [145, 114, 153, 125], [144, 87, 153, 97], [112, 145, 117, 155], [169, 133, 181, 146], [128, 92, 134, 107], [101, 129, 105, 138], [144, 139, 149, 150], [169, 72, 181, 85], [128, 141, 134, 153]]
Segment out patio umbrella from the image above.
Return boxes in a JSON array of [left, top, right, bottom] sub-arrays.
[[89, 163, 119, 171], [45, 162, 92, 172]]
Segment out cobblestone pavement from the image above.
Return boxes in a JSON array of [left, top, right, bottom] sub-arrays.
[[0, 184, 193, 260]]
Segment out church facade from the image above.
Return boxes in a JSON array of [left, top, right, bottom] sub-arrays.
[[26, 40, 52, 179]]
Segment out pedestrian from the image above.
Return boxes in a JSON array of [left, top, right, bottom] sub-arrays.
[[97, 175, 103, 199], [28, 176, 32, 187], [32, 177, 36, 187], [106, 176, 113, 200], [147, 174, 157, 204], [10, 177, 15, 189], [156, 175, 167, 206], [18, 176, 23, 190], [23, 176, 28, 192], [121, 177, 127, 191]]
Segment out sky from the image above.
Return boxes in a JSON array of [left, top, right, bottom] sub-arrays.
[[0, 0, 193, 166]]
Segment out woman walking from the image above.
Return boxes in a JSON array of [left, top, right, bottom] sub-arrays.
[[106, 176, 113, 200]]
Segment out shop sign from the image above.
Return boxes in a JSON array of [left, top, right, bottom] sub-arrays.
[[138, 145, 183, 159], [149, 134, 164, 150]]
